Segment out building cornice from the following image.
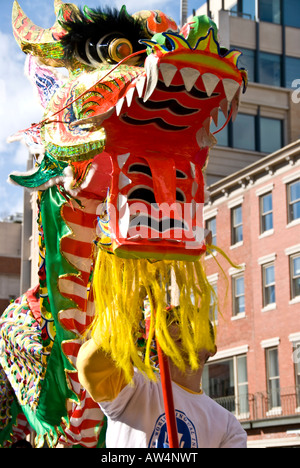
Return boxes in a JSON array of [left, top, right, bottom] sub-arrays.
[[206, 140, 300, 202]]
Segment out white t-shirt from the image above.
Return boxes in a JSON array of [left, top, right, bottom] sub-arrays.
[[100, 370, 247, 448]]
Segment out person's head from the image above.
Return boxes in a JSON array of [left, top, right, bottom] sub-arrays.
[[166, 305, 217, 369]]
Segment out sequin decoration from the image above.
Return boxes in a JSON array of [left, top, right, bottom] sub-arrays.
[[0, 293, 49, 411]]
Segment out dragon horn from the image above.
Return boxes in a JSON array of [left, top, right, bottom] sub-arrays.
[[54, 0, 65, 15], [12, 0, 80, 66]]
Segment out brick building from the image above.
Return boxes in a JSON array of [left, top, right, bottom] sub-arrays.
[[202, 140, 300, 447]]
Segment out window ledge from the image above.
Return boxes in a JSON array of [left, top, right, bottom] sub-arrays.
[[286, 218, 300, 229], [237, 412, 250, 420], [230, 241, 243, 250], [205, 250, 217, 260], [259, 229, 274, 239], [231, 312, 246, 320], [266, 407, 282, 417], [261, 303, 276, 312], [289, 296, 300, 305]]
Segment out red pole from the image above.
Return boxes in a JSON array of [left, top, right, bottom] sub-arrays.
[[156, 340, 179, 448]]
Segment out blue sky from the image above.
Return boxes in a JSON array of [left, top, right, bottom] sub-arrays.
[[0, 0, 205, 219]]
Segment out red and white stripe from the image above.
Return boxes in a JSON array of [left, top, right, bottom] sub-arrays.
[[58, 197, 105, 448], [61, 390, 106, 448]]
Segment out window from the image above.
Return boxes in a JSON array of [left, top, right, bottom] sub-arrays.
[[260, 118, 282, 153], [260, 192, 273, 233], [210, 110, 228, 147], [231, 205, 243, 244], [230, 0, 256, 19], [233, 274, 245, 316], [259, 0, 281, 24], [237, 47, 255, 82], [293, 342, 300, 407], [237, 355, 249, 415], [262, 263, 276, 307], [202, 354, 249, 416], [259, 52, 282, 87], [232, 113, 256, 151], [209, 284, 218, 323], [214, 111, 284, 153], [287, 179, 300, 223], [290, 254, 300, 299], [286, 57, 300, 89], [266, 347, 281, 410], [283, 0, 300, 28], [206, 216, 217, 248]]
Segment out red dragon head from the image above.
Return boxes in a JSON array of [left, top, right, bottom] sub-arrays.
[[11, 0, 247, 262]]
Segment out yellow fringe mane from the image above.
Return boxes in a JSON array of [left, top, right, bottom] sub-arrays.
[[90, 245, 235, 383]]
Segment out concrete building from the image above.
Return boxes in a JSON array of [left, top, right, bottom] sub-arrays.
[[189, 1, 300, 185], [0, 215, 22, 312]]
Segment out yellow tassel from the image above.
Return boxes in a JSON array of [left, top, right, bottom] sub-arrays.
[[90, 245, 238, 382]]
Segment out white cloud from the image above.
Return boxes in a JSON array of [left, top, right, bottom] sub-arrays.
[[12, 141, 30, 167], [0, 31, 43, 154], [0, 29, 42, 217]]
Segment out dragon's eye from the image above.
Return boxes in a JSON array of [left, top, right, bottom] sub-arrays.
[[78, 34, 134, 67], [96, 34, 133, 64], [108, 38, 133, 62]]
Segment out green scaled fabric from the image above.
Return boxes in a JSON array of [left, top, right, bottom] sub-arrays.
[[0, 186, 80, 447], [35, 186, 79, 430], [9, 152, 68, 188]]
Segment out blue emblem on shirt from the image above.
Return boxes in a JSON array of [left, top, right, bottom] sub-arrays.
[[148, 410, 198, 448]]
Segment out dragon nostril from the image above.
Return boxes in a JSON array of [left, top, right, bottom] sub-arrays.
[[165, 38, 173, 51], [128, 187, 156, 204], [176, 190, 185, 202], [128, 164, 152, 178]]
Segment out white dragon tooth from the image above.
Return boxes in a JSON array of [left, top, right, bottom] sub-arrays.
[[231, 87, 242, 122], [210, 107, 219, 126], [116, 97, 125, 116], [231, 98, 239, 122], [184, 226, 205, 249], [190, 161, 196, 178], [196, 128, 208, 148], [117, 152, 130, 169], [119, 203, 130, 239], [196, 128, 217, 149], [219, 98, 229, 119], [180, 67, 200, 91], [136, 75, 146, 98], [222, 79, 240, 103], [118, 172, 132, 190], [159, 63, 178, 87], [117, 193, 128, 211], [204, 186, 210, 202], [192, 181, 198, 197], [190, 199, 197, 220], [203, 117, 211, 134], [125, 87, 135, 107], [144, 54, 159, 102], [201, 73, 220, 97]]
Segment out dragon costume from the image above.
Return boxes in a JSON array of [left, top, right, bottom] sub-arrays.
[[0, 1, 247, 447]]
